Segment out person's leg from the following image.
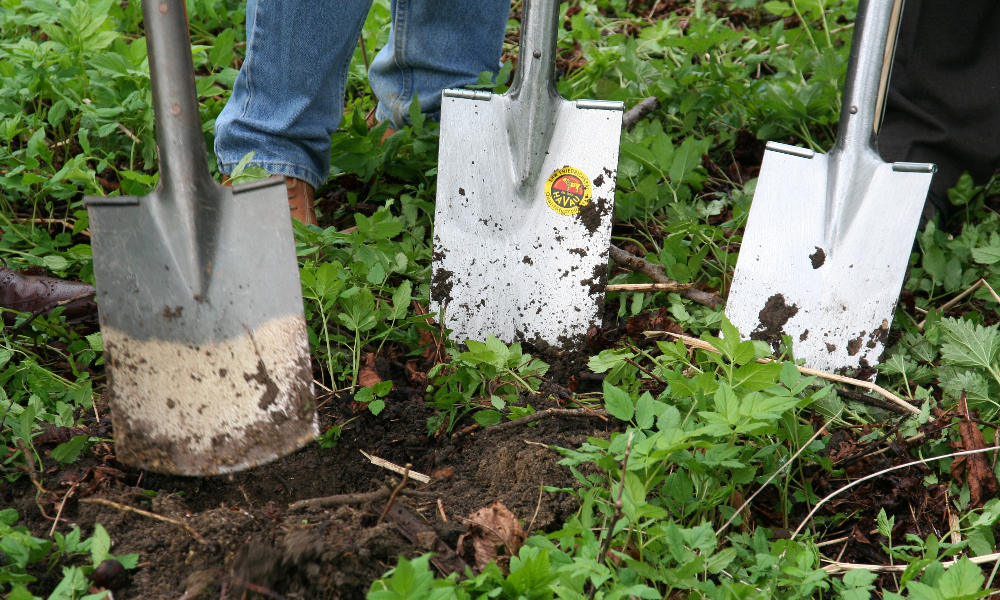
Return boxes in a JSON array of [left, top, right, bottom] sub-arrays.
[[215, 0, 374, 192], [368, 0, 510, 130], [878, 0, 1000, 216]]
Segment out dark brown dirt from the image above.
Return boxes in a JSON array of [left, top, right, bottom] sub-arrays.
[[750, 293, 799, 349], [1, 384, 615, 599]]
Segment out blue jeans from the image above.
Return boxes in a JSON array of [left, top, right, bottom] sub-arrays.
[[214, 0, 510, 189]]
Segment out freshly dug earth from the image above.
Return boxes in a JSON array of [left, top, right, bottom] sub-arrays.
[[1, 384, 616, 599]]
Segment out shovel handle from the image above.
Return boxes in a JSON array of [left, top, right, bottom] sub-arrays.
[[143, 0, 215, 194], [836, 0, 905, 153], [508, 0, 559, 98]]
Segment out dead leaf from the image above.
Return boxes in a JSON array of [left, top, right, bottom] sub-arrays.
[[956, 393, 999, 507], [457, 501, 526, 571], [358, 353, 382, 389], [405, 359, 428, 387]]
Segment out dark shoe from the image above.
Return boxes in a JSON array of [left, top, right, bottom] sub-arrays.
[[285, 177, 317, 226], [0, 267, 96, 325]]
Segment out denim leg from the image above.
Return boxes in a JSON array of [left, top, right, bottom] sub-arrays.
[[369, 0, 510, 129], [215, 0, 373, 189]]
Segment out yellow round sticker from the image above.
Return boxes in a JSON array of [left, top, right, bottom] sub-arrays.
[[545, 167, 592, 215]]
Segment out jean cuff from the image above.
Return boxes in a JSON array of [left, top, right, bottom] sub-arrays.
[[217, 159, 325, 190]]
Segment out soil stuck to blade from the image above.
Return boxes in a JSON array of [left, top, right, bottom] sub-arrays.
[[750, 293, 799, 349]]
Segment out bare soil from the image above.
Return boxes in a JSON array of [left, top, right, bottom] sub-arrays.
[[1, 372, 617, 599]]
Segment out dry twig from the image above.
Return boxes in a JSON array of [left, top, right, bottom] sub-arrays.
[[484, 408, 610, 434], [606, 283, 694, 293], [609, 245, 723, 309], [80, 497, 208, 545], [622, 97, 660, 130], [377, 464, 410, 525], [288, 486, 439, 511], [360, 450, 431, 483]]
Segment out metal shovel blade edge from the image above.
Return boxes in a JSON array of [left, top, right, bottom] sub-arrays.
[[85, 177, 318, 476], [430, 94, 623, 347], [726, 146, 933, 373]]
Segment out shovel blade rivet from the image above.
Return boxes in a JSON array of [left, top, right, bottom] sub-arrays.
[[849, 105, 858, 114], [171, 103, 181, 115]]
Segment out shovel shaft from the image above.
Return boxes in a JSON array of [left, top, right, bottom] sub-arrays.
[[143, 0, 215, 194], [508, 0, 559, 99], [836, 0, 904, 154]]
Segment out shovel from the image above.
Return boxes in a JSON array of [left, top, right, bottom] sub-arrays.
[[84, 0, 317, 475], [726, 0, 935, 373], [430, 0, 623, 347]]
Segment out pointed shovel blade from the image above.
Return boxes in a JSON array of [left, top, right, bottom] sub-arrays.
[[430, 93, 622, 347], [85, 177, 317, 475], [726, 143, 934, 373]]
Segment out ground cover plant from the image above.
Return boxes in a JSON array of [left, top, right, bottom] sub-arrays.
[[3, 0, 1000, 598]]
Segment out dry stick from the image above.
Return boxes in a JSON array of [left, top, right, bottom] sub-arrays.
[[621, 96, 660, 131], [822, 552, 1000, 575], [80, 497, 208, 545], [917, 278, 986, 328], [9, 291, 96, 337], [485, 408, 611, 434], [50, 482, 80, 537], [377, 465, 410, 526], [716, 413, 839, 537], [608, 245, 723, 309], [437, 498, 449, 523], [360, 450, 431, 483], [652, 331, 919, 415], [606, 282, 693, 293], [590, 433, 634, 600], [527, 487, 545, 533], [288, 486, 438, 511], [790, 446, 1000, 540], [622, 356, 666, 385]]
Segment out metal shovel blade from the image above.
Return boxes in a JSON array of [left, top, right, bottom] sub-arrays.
[[84, 0, 316, 475], [430, 0, 623, 347], [726, 0, 934, 373]]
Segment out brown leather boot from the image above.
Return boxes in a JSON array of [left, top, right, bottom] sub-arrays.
[[285, 177, 317, 225], [221, 175, 317, 225], [0, 267, 96, 325]]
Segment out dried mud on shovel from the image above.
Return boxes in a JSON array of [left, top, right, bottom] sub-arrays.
[[1, 386, 616, 599]]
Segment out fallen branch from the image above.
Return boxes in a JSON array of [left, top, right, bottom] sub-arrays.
[[622, 97, 660, 131], [917, 278, 1000, 328], [485, 408, 611, 434], [822, 552, 1000, 575], [605, 282, 693, 293], [80, 497, 208, 545], [651, 331, 919, 415], [827, 386, 909, 415], [360, 450, 431, 483], [229, 576, 288, 600], [288, 486, 439, 511], [609, 245, 723, 309]]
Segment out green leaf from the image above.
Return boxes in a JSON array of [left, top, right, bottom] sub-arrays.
[[876, 508, 893, 538], [209, 27, 236, 69], [50, 435, 89, 464], [939, 318, 1000, 370], [90, 524, 111, 565], [368, 400, 385, 416], [938, 557, 986, 599], [603, 381, 634, 422], [474, 410, 502, 427]]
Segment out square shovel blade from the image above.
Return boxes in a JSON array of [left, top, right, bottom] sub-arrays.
[[85, 177, 317, 475], [726, 143, 933, 372], [430, 93, 623, 347]]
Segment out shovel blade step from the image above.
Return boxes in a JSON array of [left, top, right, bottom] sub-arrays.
[[727, 147, 933, 373], [85, 177, 317, 475]]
